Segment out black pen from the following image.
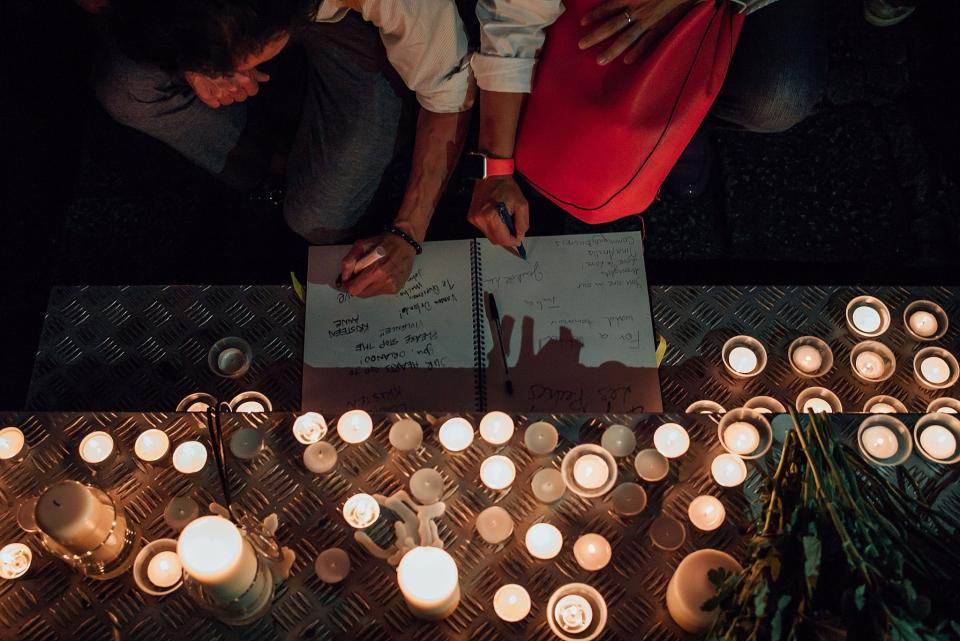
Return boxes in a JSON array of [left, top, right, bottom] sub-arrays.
[[496, 202, 527, 261], [487, 293, 514, 396]]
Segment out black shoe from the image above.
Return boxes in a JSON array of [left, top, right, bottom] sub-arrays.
[[663, 127, 714, 199]]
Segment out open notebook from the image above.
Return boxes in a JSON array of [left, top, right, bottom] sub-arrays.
[[303, 232, 661, 413]]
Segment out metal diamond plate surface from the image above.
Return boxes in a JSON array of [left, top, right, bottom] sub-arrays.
[[1, 411, 957, 641]]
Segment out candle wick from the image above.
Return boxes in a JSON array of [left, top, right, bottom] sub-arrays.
[[53, 500, 61, 507]]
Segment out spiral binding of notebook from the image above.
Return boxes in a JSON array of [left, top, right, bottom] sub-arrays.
[[470, 239, 487, 413]]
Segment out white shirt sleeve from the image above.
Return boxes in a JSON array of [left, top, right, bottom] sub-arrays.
[[472, 0, 565, 94], [357, 0, 475, 113]]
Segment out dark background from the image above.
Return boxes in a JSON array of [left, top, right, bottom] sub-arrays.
[[1, 0, 958, 409]]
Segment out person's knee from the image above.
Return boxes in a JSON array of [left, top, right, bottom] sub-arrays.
[[740, 75, 822, 133], [283, 194, 363, 245], [93, 58, 175, 130]]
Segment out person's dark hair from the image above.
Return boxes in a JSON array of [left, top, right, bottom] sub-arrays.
[[109, 0, 320, 75]]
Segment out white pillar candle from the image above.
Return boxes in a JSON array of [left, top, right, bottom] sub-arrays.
[[653, 423, 690, 458], [634, 448, 670, 482], [908, 311, 939, 338], [851, 305, 882, 333], [410, 468, 445, 504], [600, 424, 636, 457], [855, 351, 886, 380], [479, 411, 515, 445], [0, 543, 32, 579], [860, 425, 899, 459], [35, 481, 127, 564], [172, 441, 207, 474], [438, 417, 474, 452], [337, 410, 373, 444], [687, 496, 726, 531], [0, 427, 26, 461], [79, 431, 114, 465], [292, 413, 327, 445], [524, 421, 559, 455], [147, 550, 183, 588], [525, 523, 563, 560], [480, 455, 516, 490], [493, 584, 531, 622], [803, 398, 834, 414], [177, 516, 258, 603], [572, 534, 612, 571], [554, 594, 593, 634], [792, 345, 823, 374], [389, 419, 423, 451], [476, 506, 514, 544], [920, 356, 951, 385], [342, 493, 380, 529], [134, 429, 170, 462], [610, 483, 647, 516], [531, 468, 565, 503], [919, 425, 957, 460], [666, 549, 742, 633], [303, 441, 337, 473], [727, 346, 758, 374], [572, 454, 609, 490], [711, 454, 747, 487], [315, 548, 350, 584], [397, 547, 460, 620], [722, 422, 760, 456]]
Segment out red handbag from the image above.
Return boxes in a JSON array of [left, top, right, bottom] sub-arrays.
[[515, 0, 745, 223]]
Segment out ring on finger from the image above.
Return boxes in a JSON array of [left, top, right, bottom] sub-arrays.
[[623, 10, 634, 26]]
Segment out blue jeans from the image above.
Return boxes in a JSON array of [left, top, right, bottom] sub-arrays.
[[94, 14, 405, 244]]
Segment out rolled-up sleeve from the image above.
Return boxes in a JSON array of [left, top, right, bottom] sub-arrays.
[[358, 0, 474, 113], [472, 0, 564, 94]]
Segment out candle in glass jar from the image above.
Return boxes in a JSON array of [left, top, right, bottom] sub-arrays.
[[920, 356, 951, 385], [342, 494, 380, 529], [337, 410, 373, 444], [554, 594, 593, 634], [860, 425, 899, 459], [919, 424, 957, 460], [723, 422, 760, 456], [479, 411, 514, 445], [909, 311, 939, 338], [147, 550, 182, 588], [0, 427, 26, 461], [438, 418, 474, 452], [134, 429, 170, 462], [711, 454, 747, 487], [653, 423, 690, 458], [172, 441, 207, 474], [476, 506, 514, 544], [177, 516, 258, 603], [480, 456, 516, 490], [727, 346, 758, 374], [855, 351, 885, 380], [0, 543, 31, 579], [573, 454, 609, 490], [525, 523, 563, 560], [852, 305, 882, 334], [79, 431, 114, 465], [397, 546, 460, 620], [292, 412, 327, 445], [573, 534, 612, 571], [687, 496, 726, 531], [792, 345, 822, 374], [493, 584, 531, 622]]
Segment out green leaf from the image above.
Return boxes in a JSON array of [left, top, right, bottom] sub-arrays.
[[770, 594, 792, 641], [753, 578, 770, 618], [854, 584, 866, 611], [707, 568, 728, 587], [802, 532, 822, 591]]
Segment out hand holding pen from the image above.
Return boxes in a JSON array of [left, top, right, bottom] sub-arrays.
[[337, 231, 417, 297]]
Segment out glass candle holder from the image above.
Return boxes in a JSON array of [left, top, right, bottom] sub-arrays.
[[913, 347, 959, 390], [928, 397, 960, 415], [787, 336, 833, 378], [79, 431, 116, 468], [438, 417, 474, 452], [207, 336, 253, 379], [0, 426, 28, 463], [903, 300, 948, 342], [913, 413, 960, 464], [857, 415, 912, 466], [796, 387, 843, 414], [337, 410, 374, 444], [685, 400, 726, 415], [850, 341, 896, 383], [863, 395, 908, 414], [397, 547, 460, 621], [600, 424, 636, 457], [229, 391, 272, 413], [721, 336, 767, 379], [717, 409, 773, 460], [561, 445, 618, 498], [546, 583, 608, 641], [176, 392, 217, 413], [743, 396, 787, 415], [133, 538, 182, 596], [292, 413, 327, 445], [845, 295, 891, 338], [479, 411, 515, 445]]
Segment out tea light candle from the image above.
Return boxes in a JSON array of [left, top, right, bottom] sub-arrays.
[[554, 594, 593, 634], [79, 431, 114, 465], [337, 410, 373, 444], [479, 411, 514, 445], [722, 422, 760, 456], [573, 534, 612, 571], [525, 523, 563, 560], [610, 483, 647, 516], [303, 441, 337, 473], [172, 441, 207, 474], [851, 305, 882, 334], [292, 413, 327, 445], [342, 493, 380, 529], [229, 428, 263, 460], [315, 547, 350, 583], [397, 546, 460, 620], [493, 584, 531, 622], [650, 515, 686, 551], [147, 550, 182, 588], [0, 543, 31, 579], [711, 454, 747, 487], [164, 497, 200, 531], [688, 496, 726, 531], [653, 423, 690, 459], [855, 350, 886, 380], [531, 468, 565, 503], [803, 398, 834, 414], [573, 454, 609, 490], [389, 419, 423, 451], [792, 345, 823, 374], [410, 468, 445, 504], [919, 424, 957, 460], [438, 417, 474, 452], [134, 429, 169, 462], [860, 425, 899, 459], [634, 448, 670, 482], [217, 347, 246, 375], [727, 346, 758, 374], [908, 311, 939, 338], [524, 421, 559, 455], [476, 506, 514, 544], [235, 400, 265, 413], [0, 427, 26, 461], [187, 401, 211, 412], [601, 424, 636, 457], [920, 356, 951, 385], [869, 402, 896, 414], [177, 516, 258, 603], [480, 455, 516, 490]]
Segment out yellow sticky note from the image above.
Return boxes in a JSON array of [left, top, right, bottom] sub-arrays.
[[655, 334, 667, 367]]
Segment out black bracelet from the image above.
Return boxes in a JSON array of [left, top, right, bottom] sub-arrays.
[[384, 224, 423, 255]]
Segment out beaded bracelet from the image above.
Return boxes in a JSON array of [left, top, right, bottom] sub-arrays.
[[384, 225, 423, 255]]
